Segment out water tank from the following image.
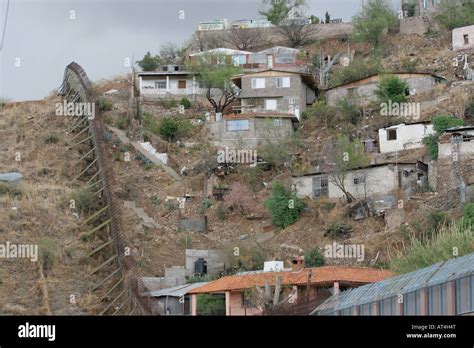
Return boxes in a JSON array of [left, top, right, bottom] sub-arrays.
[[194, 258, 208, 276]]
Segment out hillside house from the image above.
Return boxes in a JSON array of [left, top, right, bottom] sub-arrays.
[[137, 65, 206, 101], [378, 122, 435, 154], [188, 46, 308, 72], [231, 68, 317, 119], [188, 263, 392, 316], [453, 25, 474, 51], [433, 126, 474, 204], [325, 73, 444, 107], [206, 112, 298, 148], [293, 161, 429, 207]]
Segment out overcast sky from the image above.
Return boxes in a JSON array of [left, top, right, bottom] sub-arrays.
[[0, 0, 400, 101]]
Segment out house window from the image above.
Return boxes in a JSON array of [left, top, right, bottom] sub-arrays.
[[276, 77, 290, 88], [313, 176, 329, 198], [178, 80, 186, 89], [387, 129, 397, 141], [353, 174, 366, 185], [251, 78, 265, 89], [274, 118, 282, 127], [464, 34, 470, 45], [347, 87, 358, 98], [226, 119, 250, 131], [265, 99, 278, 110], [155, 81, 167, 89]]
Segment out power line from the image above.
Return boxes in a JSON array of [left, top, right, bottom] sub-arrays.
[[0, 0, 11, 51]]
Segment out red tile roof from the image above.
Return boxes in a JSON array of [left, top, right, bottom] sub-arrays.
[[188, 266, 393, 294]]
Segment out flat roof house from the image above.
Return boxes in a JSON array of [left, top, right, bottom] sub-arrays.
[[188, 264, 392, 316], [378, 121, 435, 154], [137, 65, 206, 101], [453, 25, 474, 51], [293, 161, 429, 206], [325, 73, 444, 107], [231, 68, 317, 120]]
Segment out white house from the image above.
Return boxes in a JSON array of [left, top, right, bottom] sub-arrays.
[[293, 162, 428, 204], [378, 122, 435, 154], [452, 25, 474, 51], [137, 65, 206, 100]]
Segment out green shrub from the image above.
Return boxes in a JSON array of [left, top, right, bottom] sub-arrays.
[[44, 133, 59, 144], [0, 182, 22, 198], [435, 0, 474, 30], [38, 237, 59, 271], [423, 116, 465, 159], [426, 211, 450, 234], [198, 198, 213, 214], [158, 117, 192, 141], [390, 221, 474, 273], [69, 188, 98, 215], [197, 294, 226, 315], [215, 204, 226, 221], [115, 115, 130, 130], [97, 97, 113, 112], [138, 52, 161, 71], [464, 203, 474, 227], [326, 222, 353, 240], [143, 163, 154, 171], [264, 181, 305, 229], [304, 248, 326, 267], [375, 75, 409, 104], [180, 97, 191, 109], [330, 59, 381, 87], [338, 98, 362, 125], [158, 98, 177, 109]]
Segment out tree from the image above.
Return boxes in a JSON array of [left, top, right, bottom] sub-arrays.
[[159, 42, 188, 65], [375, 75, 409, 104], [327, 135, 368, 203], [304, 248, 325, 267], [309, 15, 320, 24], [264, 181, 305, 229], [435, 0, 474, 30], [137, 52, 160, 71], [325, 11, 331, 23], [254, 275, 298, 314], [259, 0, 316, 47], [187, 53, 242, 113], [226, 27, 261, 50], [352, 0, 398, 47]]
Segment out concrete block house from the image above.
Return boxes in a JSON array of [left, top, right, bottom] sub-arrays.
[[325, 73, 444, 107], [293, 161, 429, 207], [378, 122, 435, 154]]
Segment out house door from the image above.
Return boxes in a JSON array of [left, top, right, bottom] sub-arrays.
[[313, 176, 329, 198]]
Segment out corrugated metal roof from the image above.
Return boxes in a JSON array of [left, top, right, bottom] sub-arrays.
[[144, 282, 209, 298], [312, 252, 474, 315]]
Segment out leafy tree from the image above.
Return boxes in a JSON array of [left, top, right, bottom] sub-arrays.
[[435, 0, 474, 30], [327, 135, 368, 203], [325, 11, 331, 23], [264, 181, 305, 229], [187, 53, 242, 113], [259, 0, 316, 47], [466, 100, 474, 121], [304, 248, 326, 267], [158, 117, 192, 142], [226, 27, 261, 50], [375, 75, 409, 104], [329, 58, 381, 86], [423, 115, 465, 159], [180, 97, 191, 109], [138, 52, 161, 71], [338, 98, 362, 125], [309, 15, 320, 24], [159, 42, 188, 65], [352, 0, 398, 47]]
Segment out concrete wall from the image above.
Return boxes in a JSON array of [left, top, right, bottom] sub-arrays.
[[453, 25, 474, 51], [400, 16, 430, 35], [185, 249, 225, 277], [206, 117, 294, 147], [140, 75, 206, 97], [379, 123, 434, 153]]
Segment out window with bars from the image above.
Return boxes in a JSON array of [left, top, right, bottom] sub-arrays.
[[155, 81, 167, 89], [313, 176, 328, 198]]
